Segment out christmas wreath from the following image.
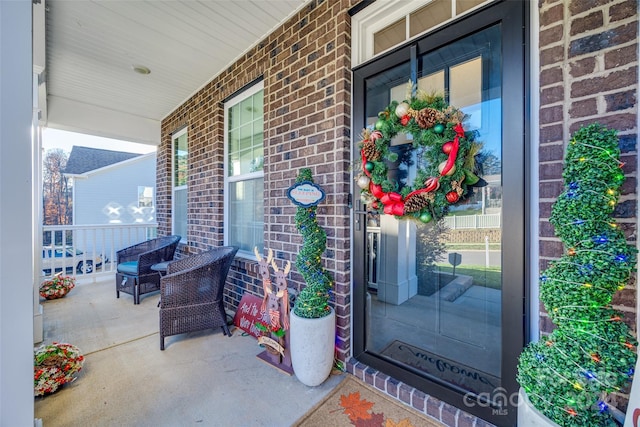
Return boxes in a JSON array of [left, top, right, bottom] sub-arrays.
[[34, 342, 84, 396], [356, 90, 481, 222]]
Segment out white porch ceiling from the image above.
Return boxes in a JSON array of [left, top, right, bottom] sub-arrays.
[[41, 0, 307, 145]]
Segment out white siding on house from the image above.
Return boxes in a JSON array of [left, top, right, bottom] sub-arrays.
[[72, 153, 156, 226], [69, 153, 156, 256]]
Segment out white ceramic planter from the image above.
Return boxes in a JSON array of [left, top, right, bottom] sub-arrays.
[[290, 307, 336, 386], [518, 388, 559, 427]]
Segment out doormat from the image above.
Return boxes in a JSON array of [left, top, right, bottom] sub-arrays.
[[292, 375, 444, 427], [381, 340, 500, 395]]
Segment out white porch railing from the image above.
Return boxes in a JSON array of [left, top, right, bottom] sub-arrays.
[[443, 213, 501, 229], [41, 223, 158, 281]]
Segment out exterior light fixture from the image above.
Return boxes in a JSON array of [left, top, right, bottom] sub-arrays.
[[132, 65, 151, 75]]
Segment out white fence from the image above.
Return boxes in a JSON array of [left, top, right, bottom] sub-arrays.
[[443, 213, 501, 229], [41, 223, 158, 280]]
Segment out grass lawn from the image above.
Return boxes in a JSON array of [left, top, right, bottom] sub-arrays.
[[435, 264, 502, 290]]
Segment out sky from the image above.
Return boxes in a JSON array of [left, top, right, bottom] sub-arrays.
[[42, 128, 157, 155]]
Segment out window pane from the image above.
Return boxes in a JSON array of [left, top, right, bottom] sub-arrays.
[[229, 129, 240, 153], [252, 148, 264, 172], [418, 70, 445, 94], [173, 132, 188, 187], [229, 104, 238, 130], [226, 85, 264, 253], [174, 187, 187, 239], [450, 57, 482, 109], [228, 151, 240, 177], [138, 186, 154, 207], [239, 124, 253, 151], [366, 23, 504, 397], [228, 178, 264, 252], [228, 89, 264, 177], [456, 0, 487, 14], [374, 18, 405, 55], [409, 0, 452, 37], [240, 97, 254, 124], [238, 149, 254, 174], [450, 57, 482, 130], [173, 130, 188, 240], [253, 94, 264, 119]]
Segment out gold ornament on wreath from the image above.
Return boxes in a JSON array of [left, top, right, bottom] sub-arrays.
[[356, 84, 482, 223]]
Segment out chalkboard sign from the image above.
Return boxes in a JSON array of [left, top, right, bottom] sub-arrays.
[[233, 293, 269, 339], [287, 181, 326, 207]]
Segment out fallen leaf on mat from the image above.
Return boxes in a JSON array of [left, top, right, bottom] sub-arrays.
[[340, 391, 374, 422], [355, 411, 384, 427], [385, 418, 415, 427]]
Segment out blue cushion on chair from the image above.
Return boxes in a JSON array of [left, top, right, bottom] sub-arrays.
[[117, 261, 138, 275]]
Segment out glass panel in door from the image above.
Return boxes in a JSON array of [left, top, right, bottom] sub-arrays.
[[364, 24, 502, 397]]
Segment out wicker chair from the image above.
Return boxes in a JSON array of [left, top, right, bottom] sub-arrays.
[[115, 235, 181, 305], [159, 246, 238, 350]]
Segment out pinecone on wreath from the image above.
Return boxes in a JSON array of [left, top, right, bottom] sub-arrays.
[[416, 107, 438, 129], [404, 194, 431, 213], [361, 141, 380, 161]]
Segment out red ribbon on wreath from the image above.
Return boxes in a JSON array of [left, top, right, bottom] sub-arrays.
[[362, 123, 465, 216]]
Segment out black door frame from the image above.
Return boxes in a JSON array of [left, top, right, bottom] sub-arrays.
[[351, 2, 529, 425]]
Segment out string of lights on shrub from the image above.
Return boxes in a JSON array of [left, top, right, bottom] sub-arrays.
[[517, 124, 637, 426]]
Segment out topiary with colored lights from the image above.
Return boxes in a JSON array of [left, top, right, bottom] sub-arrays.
[[293, 168, 333, 319], [518, 124, 637, 426]]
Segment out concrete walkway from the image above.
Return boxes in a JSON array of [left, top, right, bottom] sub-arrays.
[[34, 276, 343, 426]]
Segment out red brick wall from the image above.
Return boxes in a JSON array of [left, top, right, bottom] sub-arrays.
[[538, 0, 638, 407], [538, 0, 638, 333], [159, 0, 356, 364]]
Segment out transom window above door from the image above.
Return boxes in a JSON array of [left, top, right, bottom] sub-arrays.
[[352, 0, 493, 66]]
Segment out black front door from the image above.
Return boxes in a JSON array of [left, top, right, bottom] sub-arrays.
[[352, 2, 527, 426]]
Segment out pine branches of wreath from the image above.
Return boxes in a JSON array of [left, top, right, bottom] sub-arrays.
[[356, 90, 483, 223]]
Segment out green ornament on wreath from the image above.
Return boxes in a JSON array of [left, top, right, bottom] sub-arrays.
[[356, 91, 481, 223]]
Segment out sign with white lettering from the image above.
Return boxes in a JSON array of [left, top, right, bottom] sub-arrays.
[[233, 293, 269, 339], [287, 181, 326, 207]]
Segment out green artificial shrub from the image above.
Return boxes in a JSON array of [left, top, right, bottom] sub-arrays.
[[517, 124, 637, 426], [293, 168, 333, 318]]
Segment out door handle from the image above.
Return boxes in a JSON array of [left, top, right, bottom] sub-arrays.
[[353, 197, 368, 231]]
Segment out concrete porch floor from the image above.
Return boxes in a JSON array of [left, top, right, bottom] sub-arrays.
[[34, 276, 344, 426]]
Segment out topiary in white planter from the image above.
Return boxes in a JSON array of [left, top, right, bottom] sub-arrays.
[[289, 168, 336, 386], [518, 388, 560, 427], [517, 124, 637, 426], [290, 307, 336, 386]]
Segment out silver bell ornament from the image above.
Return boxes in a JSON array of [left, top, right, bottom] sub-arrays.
[[395, 102, 410, 118], [356, 175, 371, 189]]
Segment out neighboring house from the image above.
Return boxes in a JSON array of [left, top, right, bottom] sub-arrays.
[[64, 146, 156, 225], [62, 146, 157, 257], [154, 2, 638, 427]]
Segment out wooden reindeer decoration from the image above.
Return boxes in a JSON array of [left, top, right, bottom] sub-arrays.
[[271, 259, 291, 330], [253, 247, 294, 374], [254, 247, 274, 315]]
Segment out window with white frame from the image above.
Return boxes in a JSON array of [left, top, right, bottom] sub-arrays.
[[172, 128, 188, 242], [137, 186, 154, 208], [224, 82, 264, 255]]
